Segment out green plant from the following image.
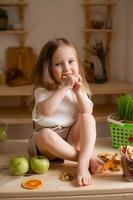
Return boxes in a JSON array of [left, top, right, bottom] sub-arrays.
[[116, 94, 133, 121]]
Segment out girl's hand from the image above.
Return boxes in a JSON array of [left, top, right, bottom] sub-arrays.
[[63, 74, 78, 89], [72, 74, 82, 93]]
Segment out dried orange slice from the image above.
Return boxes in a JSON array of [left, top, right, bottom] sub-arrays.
[[101, 153, 118, 171], [22, 179, 43, 189]]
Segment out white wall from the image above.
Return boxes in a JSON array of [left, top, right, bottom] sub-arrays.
[[125, 0, 133, 84], [110, 0, 127, 81], [25, 0, 84, 58]]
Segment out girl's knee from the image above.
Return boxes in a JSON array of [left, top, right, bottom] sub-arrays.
[[36, 128, 54, 145], [35, 128, 57, 159]]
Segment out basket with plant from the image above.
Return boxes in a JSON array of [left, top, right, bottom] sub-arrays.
[[107, 94, 133, 148]]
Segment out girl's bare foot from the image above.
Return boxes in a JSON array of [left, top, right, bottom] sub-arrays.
[[76, 159, 104, 186], [77, 164, 93, 186]]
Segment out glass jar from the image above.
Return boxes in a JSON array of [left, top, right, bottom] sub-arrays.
[[0, 60, 6, 85], [0, 121, 7, 152]]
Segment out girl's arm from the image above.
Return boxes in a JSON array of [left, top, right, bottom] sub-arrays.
[[37, 85, 70, 116], [76, 89, 93, 114], [37, 75, 77, 116], [73, 74, 93, 114]]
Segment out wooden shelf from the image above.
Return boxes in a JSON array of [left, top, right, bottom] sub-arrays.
[[0, 0, 28, 44], [82, 0, 124, 124], [0, 3, 28, 7], [0, 1, 32, 126], [0, 81, 132, 96], [0, 85, 34, 96], [0, 30, 27, 34], [0, 104, 115, 124], [93, 103, 116, 122], [83, 28, 114, 33], [82, 2, 116, 6], [0, 106, 32, 124], [0, 82, 132, 124], [90, 81, 133, 95], [0, 85, 34, 124]]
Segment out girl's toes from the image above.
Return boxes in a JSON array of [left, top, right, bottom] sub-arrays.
[[83, 177, 89, 186], [77, 176, 83, 186]]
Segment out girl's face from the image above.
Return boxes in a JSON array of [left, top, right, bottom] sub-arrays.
[[51, 45, 79, 84]]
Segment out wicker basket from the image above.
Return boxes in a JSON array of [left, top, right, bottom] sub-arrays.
[[107, 114, 133, 148]]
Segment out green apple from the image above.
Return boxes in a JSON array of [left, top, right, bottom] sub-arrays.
[[0, 127, 6, 142], [30, 156, 50, 174], [9, 156, 29, 176]]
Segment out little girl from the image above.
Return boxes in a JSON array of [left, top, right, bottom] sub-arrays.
[[28, 38, 101, 187]]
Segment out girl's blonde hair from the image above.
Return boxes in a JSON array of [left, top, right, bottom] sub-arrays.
[[32, 38, 91, 95]]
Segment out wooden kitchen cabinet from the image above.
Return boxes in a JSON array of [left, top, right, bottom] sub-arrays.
[[0, 84, 34, 124], [0, 1, 35, 125], [90, 81, 133, 122], [1, 82, 133, 124], [0, 0, 28, 47]]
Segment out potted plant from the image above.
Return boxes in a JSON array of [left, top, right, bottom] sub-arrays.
[[0, 8, 8, 31], [107, 94, 133, 148]]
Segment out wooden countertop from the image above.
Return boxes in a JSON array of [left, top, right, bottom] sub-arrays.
[[0, 138, 133, 199]]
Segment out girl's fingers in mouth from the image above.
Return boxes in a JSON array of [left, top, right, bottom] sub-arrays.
[[62, 75, 67, 79]]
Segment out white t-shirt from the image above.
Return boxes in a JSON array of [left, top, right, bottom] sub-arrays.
[[32, 87, 93, 127]]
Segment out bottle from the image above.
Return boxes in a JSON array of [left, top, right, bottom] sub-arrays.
[[0, 60, 6, 85], [105, 17, 112, 29]]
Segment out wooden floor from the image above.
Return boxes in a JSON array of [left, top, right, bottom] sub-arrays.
[[0, 138, 133, 200]]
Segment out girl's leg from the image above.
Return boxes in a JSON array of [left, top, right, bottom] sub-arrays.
[[69, 113, 97, 186], [35, 128, 79, 161], [35, 125, 101, 187]]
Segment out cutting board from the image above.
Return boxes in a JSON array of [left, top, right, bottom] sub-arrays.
[[5, 47, 37, 85]]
